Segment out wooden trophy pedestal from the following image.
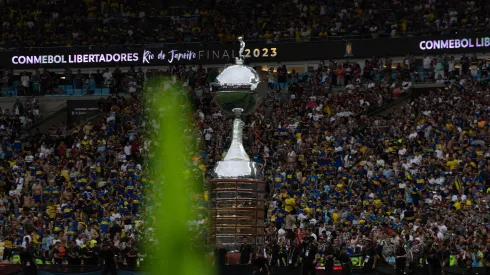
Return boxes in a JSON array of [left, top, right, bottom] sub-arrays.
[[208, 178, 266, 252]]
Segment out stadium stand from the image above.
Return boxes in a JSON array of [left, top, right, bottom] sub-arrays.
[[0, 0, 489, 48], [0, 0, 490, 274]]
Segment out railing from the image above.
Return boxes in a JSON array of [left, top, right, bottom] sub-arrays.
[[0, 263, 144, 275]]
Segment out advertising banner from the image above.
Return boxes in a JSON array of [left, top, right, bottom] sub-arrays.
[[1, 33, 489, 69], [67, 100, 100, 125], [349, 34, 490, 58], [4, 43, 326, 68]]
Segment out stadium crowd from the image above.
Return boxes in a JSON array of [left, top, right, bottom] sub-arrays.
[[0, 0, 489, 48], [202, 62, 490, 274], [0, 91, 150, 268], [0, 0, 488, 275], [0, 52, 488, 275], [2, 52, 489, 100]]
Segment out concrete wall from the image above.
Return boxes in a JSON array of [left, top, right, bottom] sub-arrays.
[[31, 108, 67, 134]]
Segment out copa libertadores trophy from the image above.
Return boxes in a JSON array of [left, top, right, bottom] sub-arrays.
[[208, 37, 266, 259]]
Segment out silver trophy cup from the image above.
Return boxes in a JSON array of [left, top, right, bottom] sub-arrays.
[[210, 39, 263, 180]]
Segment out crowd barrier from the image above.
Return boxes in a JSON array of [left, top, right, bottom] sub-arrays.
[[0, 264, 147, 275], [375, 266, 488, 275], [3, 263, 485, 275]]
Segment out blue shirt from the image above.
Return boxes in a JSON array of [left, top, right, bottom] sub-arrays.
[[42, 236, 53, 250]]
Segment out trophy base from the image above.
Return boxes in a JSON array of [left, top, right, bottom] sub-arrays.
[[212, 160, 263, 179], [208, 178, 266, 252]]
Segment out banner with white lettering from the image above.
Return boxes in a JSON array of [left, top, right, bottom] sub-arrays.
[[419, 37, 490, 50], [2, 33, 490, 69]]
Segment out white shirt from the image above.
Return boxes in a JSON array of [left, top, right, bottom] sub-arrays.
[[76, 238, 84, 247], [103, 72, 113, 80], [211, 112, 222, 120], [21, 75, 30, 87], [22, 235, 32, 248], [124, 145, 132, 155], [438, 225, 448, 232], [451, 195, 467, 202], [198, 111, 205, 122], [298, 213, 308, 222], [16, 177, 24, 191], [278, 228, 286, 237], [423, 56, 432, 69], [204, 127, 213, 141], [25, 155, 34, 163], [118, 153, 126, 162], [128, 81, 137, 93], [402, 81, 412, 90], [111, 213, 122, 222], [448, 60, 456, 72], [107, 111, 116, 122]]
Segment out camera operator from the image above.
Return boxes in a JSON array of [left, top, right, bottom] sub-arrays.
[[335, 241, 352, 274], [83, 240, 100, 266], [395, 241, 408, 275], [101, 241, 119, 275], [324, 241, 335, 274], [20, 238, 38, 275], [361, 239, 378, 273], [411, 238, 425, 273], [426, 241, 448, 275], [67, 241, 83, 265], [483, 244, 490, 274], [287, 238, 299, 267], [301, 236, 318, 275], [252, 246, 270, 275]]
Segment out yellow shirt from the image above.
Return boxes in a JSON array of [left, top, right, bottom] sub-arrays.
[[46, 205, 56, 219], [4, 240, 13, 248], [61, 169, 69, 181], [446, 160, 459, 170], [285, 197, 295, 213]]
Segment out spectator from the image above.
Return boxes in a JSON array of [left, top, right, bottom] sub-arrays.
[[20, 72, 30, 96], [335, 64, 346, 86]]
